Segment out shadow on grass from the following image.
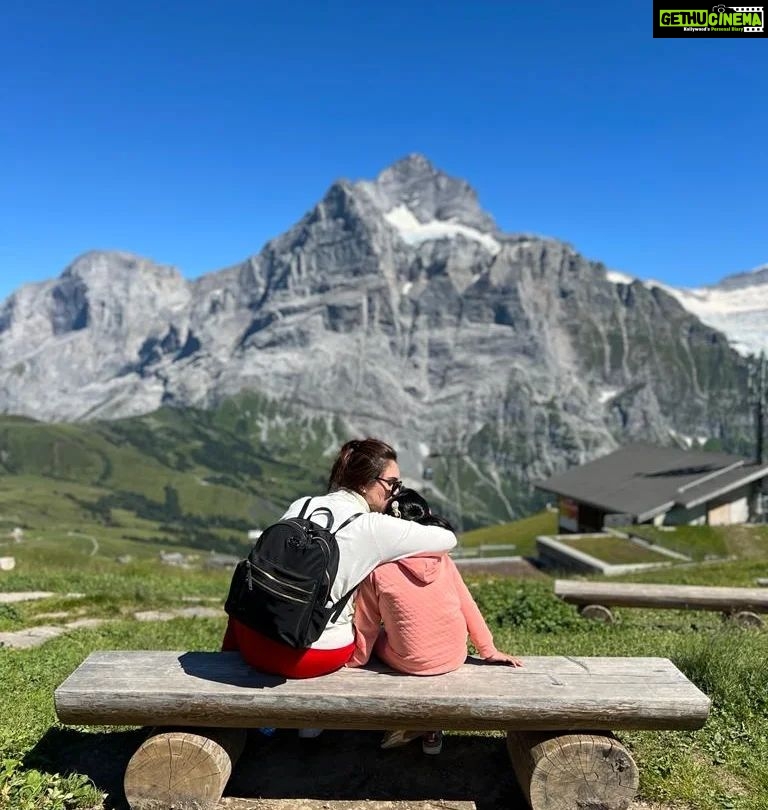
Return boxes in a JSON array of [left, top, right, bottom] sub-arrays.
[[24, 726, 147, 809], [25, 726, 525, 810], [230, 729, 524, 810]]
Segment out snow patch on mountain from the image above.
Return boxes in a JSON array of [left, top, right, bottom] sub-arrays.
[[606, 271, 635, 285], [384, 205, 501, 255], [606, 266, 768, 357], [598, 388, 619, 404], [649, 278, 768, 357]]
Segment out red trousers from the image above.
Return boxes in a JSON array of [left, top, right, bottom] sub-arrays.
[[221, 617, 355, 679]]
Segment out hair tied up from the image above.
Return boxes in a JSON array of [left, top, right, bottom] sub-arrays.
[[326, 437, 397, 494]]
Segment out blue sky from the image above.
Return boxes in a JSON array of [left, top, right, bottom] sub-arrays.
[[1, 0, 766, 303]]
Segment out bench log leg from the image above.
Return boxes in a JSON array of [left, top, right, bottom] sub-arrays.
[[124, 728, 247, 810], [506, 730, 639, 810], [728, 610, 763, 628], [578, 603, 614, 623]]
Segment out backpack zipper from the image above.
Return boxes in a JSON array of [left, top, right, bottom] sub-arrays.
[[316, 535, 333, 601], [248, 563, 314, 596], [250, 577, 307, 604]]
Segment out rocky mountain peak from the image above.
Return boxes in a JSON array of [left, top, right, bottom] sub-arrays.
[[356, 153, 498, 234], [0, 157, 757, 522], [715, 263, 768, 291], [61, 250, 184, 289]]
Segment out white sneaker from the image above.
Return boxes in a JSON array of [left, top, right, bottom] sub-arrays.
[[380, 729, 422, 749], [297, 728, 324, 738]]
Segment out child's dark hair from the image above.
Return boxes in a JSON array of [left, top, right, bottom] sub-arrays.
[[327, 437, 397, 494], [385, 487, 454, 532]]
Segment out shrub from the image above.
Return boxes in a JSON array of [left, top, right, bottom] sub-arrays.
[[468, 579, 582, 634], [0, 757, 104, 810]]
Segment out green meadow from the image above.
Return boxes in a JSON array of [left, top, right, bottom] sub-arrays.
[[1, 514, 767, 808], [1, 406, 768, 809]]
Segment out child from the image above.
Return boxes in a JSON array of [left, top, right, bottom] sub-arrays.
[[347, 488, 523, 753]]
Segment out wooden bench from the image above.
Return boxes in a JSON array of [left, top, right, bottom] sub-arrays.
[[555, 578, 768, 626], [54, 650, 710, 810]]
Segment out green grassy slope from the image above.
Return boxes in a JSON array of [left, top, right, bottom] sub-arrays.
[[0, 393, 341, 556], [459, 509, 558, 556]]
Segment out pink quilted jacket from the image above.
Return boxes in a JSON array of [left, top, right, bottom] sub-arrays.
[[347, 554, 498, 675]]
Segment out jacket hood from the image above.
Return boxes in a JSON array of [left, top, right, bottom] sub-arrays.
[[396, 554, 443, 584]]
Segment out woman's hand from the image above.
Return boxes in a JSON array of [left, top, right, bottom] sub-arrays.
[[485, 651, 523, 667]]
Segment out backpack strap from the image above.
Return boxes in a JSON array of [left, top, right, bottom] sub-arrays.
[[299, 498, 360, 532], [329, 589, 356, 623], [326, 511, 364, 622], [292, 505, 364, 622], [332, 512, 363, 536]]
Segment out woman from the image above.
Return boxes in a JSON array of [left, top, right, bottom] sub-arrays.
[[347, 487, 523, 754], [222, 438, 457, 679]]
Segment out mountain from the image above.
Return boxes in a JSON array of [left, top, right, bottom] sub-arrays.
[[607, 265, 768, 357], [0, 155, 758, 526]]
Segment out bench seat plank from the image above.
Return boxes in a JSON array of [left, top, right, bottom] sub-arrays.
[[55, 651, 710, 732], [555, 579, 768, 612]]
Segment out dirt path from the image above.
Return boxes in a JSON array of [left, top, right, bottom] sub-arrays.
[[67, 530, 100, 556], [0, 591, 223, 648]]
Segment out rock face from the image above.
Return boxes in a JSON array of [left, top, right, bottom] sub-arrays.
[[0, 155, 756, 522], [649, 266, 768, 358]]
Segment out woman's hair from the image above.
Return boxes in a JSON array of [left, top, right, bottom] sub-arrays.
[[385, 487, 455, 532], [327, 437, 397, 494]]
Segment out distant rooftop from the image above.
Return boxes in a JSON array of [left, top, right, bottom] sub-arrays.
[[536, 443, 768, 522]]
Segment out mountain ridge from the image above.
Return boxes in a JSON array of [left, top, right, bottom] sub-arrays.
[[0, 155, 760, 521]]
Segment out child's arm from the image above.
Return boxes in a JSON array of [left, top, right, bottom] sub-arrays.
[[346, 575, 383, 668], [449, 560, 523, 667]]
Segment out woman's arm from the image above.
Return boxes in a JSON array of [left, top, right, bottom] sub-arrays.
[[366, 513, 457, 562]]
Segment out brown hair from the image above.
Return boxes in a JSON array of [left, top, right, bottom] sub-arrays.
[[327, 437, 397, 494]]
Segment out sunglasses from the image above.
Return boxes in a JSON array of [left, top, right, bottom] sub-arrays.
[[376, 477, 402, 495]]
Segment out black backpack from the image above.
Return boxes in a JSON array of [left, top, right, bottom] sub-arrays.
[[224, 498, 362, 648]]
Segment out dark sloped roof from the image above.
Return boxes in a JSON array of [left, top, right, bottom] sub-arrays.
[[536, 443, 768, 521]]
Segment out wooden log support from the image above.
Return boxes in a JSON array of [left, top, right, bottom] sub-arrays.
[[729, 610, 763, 628], [506, 731, 639, 810], [556, 579, 768, 615], [578, 603, 614, 623], [123, 727, 247, 810]]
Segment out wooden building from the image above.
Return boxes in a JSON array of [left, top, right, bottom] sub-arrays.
[[536, 443, 768, 533]]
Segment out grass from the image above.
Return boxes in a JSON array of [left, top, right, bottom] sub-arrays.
[[613, 522, 768, 563], [459, 508, 557, 556], [618, 524, 731, 561], [2, 567, 768, 809], [558, 534, 675, 564], [473, 573, 768, 810], [0, 394, 339, 554], [1, 539, 767, 808]]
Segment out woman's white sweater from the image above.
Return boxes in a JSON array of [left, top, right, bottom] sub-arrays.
[[281, 489, 457, 649]]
